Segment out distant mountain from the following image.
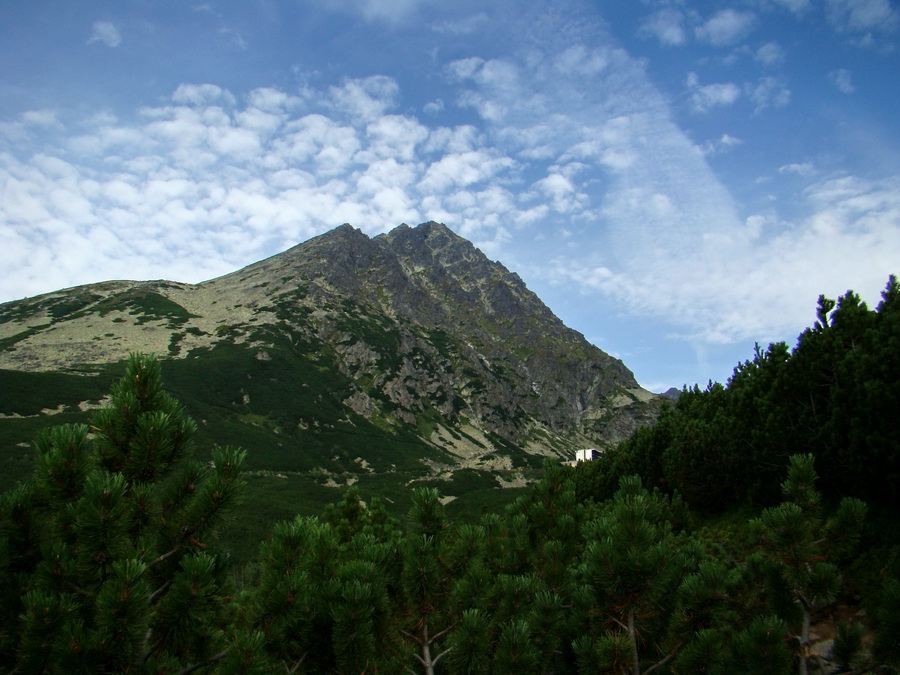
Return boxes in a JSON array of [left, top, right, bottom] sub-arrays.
[[0, 222, 663, 519]]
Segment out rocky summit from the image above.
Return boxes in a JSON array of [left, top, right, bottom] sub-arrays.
[[0, 222, 663, 490]]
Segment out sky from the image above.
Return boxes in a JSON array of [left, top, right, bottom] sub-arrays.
[[1, 0, 899, 392]]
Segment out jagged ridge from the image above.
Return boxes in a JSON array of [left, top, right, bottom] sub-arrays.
[[0, 222, 663, 479]]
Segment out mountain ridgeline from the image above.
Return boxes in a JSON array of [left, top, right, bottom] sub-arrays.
[[0, 222, 662, 500]]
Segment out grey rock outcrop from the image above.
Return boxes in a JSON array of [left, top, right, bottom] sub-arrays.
[[0, 222, 663, 463]]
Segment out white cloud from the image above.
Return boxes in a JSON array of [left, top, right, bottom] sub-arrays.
[[755, 42, 786, 65], [748, 77, 791, 112], [21, 110, 62, 128], [446, 57, 484, 81], [417, 150, 515, 194], [695, 9, 756, 46], [219, 28, 248, 50], [533, 173, 586, 214], [701, 133, 743, 155], [430, 12, 489, 35], [560, 172, 900, 346], [779, 162, 817, 177], [423, 99, 444, 115], [172, 83, 236, 108], [639, 9, 688, 45], [0, 77, 528, 300], [1, 20, 747, 341], [87, 21, 122, 48], [686, 72, 742, 113], [236, 107, 285, 136], [771, 0, 812, 12], [422, 125, 480, 154], [311, 0, 437, 24], [452, 58, 528, 124], [3, 2, 894, 383], [830, 68, 856, 93], [553, 45, 610, 78], [329, 76, 399, 122], [363, 115, 430, 162], [0, 110, 64, 142], [247, 87, 300, 113], [826, 0, 900, 32]]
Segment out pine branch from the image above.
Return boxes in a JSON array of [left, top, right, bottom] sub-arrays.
[[642, 643, 684, 675], [399, 628, 421, 645], [65, 580, 96, 599], [141, 630, 155, 666], [176, 647, 230, 675], [283, 655, 307, 674], [429, 623, 455, 644], [148, 578, 174, 604], [432, 645, 453, 668], [147, 544, 181, 569]]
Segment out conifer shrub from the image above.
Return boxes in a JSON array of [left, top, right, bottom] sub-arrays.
[[0, 353, 251, 672]]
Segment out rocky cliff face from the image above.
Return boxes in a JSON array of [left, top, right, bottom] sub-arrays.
[[0, 222, 662, 475]]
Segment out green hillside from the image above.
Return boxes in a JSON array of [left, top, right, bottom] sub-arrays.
[[0, 336, 534, 557], [2, 279, 899, 673]]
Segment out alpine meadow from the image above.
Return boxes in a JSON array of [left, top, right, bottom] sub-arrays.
[[1, 223, 899, 673]]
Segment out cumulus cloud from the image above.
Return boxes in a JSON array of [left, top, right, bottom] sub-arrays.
[[22, 110, 62, 128], [755, 42, 786, 65], [701, 133, 743, 155], [748, 76, 791, 112], [441, 30, 753, 301], [552, 173, 900, 345], [310, 0, 437, 24], [779, 162, 817, 177], [329, 76, 399, 122], [825, 0, 900, 32], [87, 21, 122, 48], [430, 12, 490, 35], [830, 68, 856, 93], [533, 172, 587, 214], [418, 150, 515, 193], [686, 72, 742, 113], [695, 9, 756, 46], [1, 13, 756, 352], [0, 76, 534, 300], [0, 110, 63, 142], [2, 4, 896, 378], [172, 83, 236, 107], [423, 99, 444, 115], [638, 8, 688, 46], [771, 0, 812, 12]]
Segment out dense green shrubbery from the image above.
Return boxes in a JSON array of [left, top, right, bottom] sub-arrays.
[[0, 354, 250, 672], [3, 279, 900, 672], [575, 276, 900, 512]]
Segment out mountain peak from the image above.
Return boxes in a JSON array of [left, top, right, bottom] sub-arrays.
[[311, 222, 369, 245], [379, 220, 461, 244], [415, 220, 455, 237], [379, 221, 480, 272], [0, 220, 661, 466]]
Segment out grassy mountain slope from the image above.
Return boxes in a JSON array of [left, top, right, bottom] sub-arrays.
[[0, 222, 663, 550]]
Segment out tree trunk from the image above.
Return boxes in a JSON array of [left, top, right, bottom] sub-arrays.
[[798, 596, 811, 675], [420, 620, 435, 675], [628, 610, 640, 675], [403, 617, 452, 675]]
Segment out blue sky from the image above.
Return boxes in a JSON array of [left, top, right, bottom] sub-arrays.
[[1, 0, 898, 392]]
